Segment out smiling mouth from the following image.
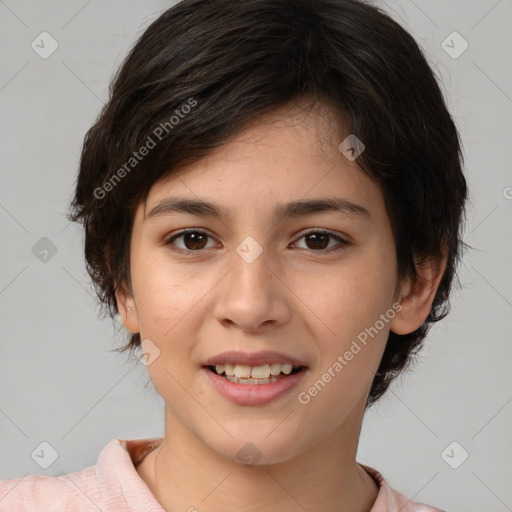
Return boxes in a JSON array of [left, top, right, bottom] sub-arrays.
[[206, 363, 305, 385]]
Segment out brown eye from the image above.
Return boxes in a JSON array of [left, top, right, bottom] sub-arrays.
[[182, 232, 208, 250], [304, 232, 330, 250], [165, 230, 215, 251], [165, 229, 349, 255], [293, 230, 349, 253]]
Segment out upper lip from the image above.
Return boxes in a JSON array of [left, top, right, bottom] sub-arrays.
[[203, 350, 308, 368]]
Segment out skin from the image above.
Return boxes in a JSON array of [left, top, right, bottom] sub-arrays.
[[116, 100, 447, 512]]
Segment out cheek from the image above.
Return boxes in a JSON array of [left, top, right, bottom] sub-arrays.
[[134, 271, 200, 394], [131, 255, 223, 371], [131, 257, 196, 341], [313, 257, 396, 340], [298, 270, 394, 421], [303, 251, 396, 407]]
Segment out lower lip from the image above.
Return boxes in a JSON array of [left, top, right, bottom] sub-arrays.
[[201, 367, 308, 405]]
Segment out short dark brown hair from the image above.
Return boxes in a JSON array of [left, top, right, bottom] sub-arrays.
[[68, 0, 468, 407]]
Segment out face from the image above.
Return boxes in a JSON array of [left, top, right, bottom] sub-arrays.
[[117, 102, 407, 465]]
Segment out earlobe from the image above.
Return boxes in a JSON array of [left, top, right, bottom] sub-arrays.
[[115, 284, 140, 334], [390, 251, 448, 335]]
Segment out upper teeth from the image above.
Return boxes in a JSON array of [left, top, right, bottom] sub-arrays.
[[214, 363, 295, 379]]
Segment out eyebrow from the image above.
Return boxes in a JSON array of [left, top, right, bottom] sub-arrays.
[[145, 196, 370, 222]]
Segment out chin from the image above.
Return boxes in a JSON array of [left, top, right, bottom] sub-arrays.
[[221, 433, 306, 467]]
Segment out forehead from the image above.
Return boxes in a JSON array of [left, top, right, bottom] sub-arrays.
[[139, 101, 382, 222], [207, 100, 348, 163]]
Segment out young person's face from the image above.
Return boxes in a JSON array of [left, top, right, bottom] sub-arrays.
[[118, 102, 406, 464]]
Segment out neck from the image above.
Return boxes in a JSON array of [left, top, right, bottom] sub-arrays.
[[137, 400, 379, 512]]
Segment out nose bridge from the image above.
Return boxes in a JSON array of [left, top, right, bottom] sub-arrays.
[[230, 236, 275, 297], [214, 235, 290, 330]]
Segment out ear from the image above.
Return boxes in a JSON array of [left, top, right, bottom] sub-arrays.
[[115, 282, 140, 334], [390, 250, 448, 335]]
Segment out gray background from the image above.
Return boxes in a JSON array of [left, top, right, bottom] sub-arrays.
[[0, 1, 511, 510]]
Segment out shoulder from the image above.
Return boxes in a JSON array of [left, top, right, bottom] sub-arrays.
[[362, 464, 446, 512], [0, 465, 99, 512], [0, 438, 163, 512]]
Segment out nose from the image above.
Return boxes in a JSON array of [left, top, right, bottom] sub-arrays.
[[213, 244, 292, 333]]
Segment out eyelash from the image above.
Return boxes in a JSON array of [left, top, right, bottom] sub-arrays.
[[163, 228, 350, 255]]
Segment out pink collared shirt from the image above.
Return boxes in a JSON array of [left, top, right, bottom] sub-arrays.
[[0, 438, 444, 511]]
